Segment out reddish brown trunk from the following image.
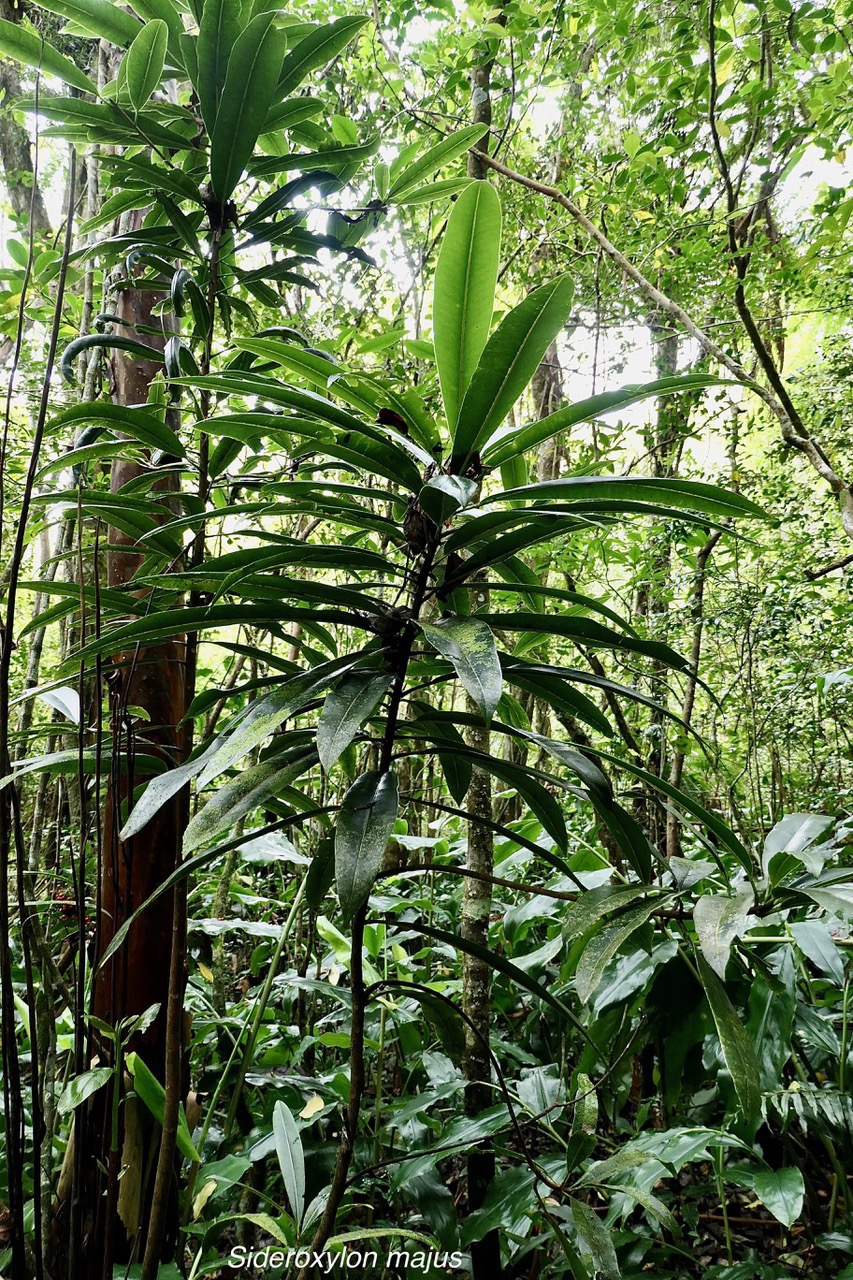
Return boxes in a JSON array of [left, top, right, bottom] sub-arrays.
[[62, 247, 189, 1280]]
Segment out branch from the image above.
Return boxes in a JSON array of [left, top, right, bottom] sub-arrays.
[[474, 149, 853, 541]]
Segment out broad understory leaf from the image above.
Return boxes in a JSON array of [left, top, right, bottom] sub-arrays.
[[272, 1101, 306, 1231], [693, 884, 755, 978]]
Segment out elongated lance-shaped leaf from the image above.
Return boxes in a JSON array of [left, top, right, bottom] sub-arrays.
[[183, 746, 318, 855], [124, 19, 167, 112], [388, 123, 488, 200], [272, 1101, 306, 1230], [60, 335, 164, 385], [196, 657, 359, 789], [46, 400, 184, 457], [411, 923, 597, 1046], [120, 733, 230, 841], [197, 0, 246, 135], [210, 14, 287, 204], [575, 899, 665, 1004], [696, 954, 762, 1125], [486, 474, 766, 522], [335, 771, 398, 922], [125, 1054, 200, 1163], [317, 672, 392, 771], [484, 374, 753, 465], [36, 0, 142, 46], [433, 180, 501, 433], [277, 15, 369, 98], [417, 615, 502, 723], [0, 19, 96, 93], [450, 273, 574, 474]]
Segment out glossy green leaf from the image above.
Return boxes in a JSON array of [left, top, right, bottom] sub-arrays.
[[210, 14, 287, 203], [60, 335, 164, 386], [184, 747, 317, 854], [753, 1167, 804, 1228], [388, 123, 488, 199], [696, 955, 762, 1125], [484, 375, 754, 466], [487, 474, 766, 521], [335, 770, 399, 921], [46, 401, 184, 457], [433, 180, 501, 433], [0, 18, 96, 93], [197, 0, 246, 135], [196, 657, 358, 788], [57, 1066, 113, 1115], [125, 1052, 201, 1163], [36, 0, 141, 46], [317, 672, 392, 771], [124, 19, 167, 112], [277, 16, 368, 98], [450, 273, 574, 473], [418, 615, 502, 722], [575, 899, 663, 1004], [272, 1101, 306, 1230]]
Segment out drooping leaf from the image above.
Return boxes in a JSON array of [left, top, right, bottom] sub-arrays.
[[46, 401, 184, 457], [210, 14, 288, 203], [120, 735, 229, 841], [433, 180, 501, 433], [487, 474, 766, 522], [411, 923, 592, 1042], [124, 19, 167, 112], [317, 672, 392, 772], [183, 747, 317, 854], [575, 900, 664, 1004], [693, 884, 755, 978], [272, 1101, 306, 1230], [696, 954, 762, 1125], [335, 771, 398, 922], [570, 1197, 621, 1280], [418, 615, 502, 722], [36, 0, 142, 47], [60, 335, 164, 385], [125, 1053, 201, 1163], [0, 18, 96, 93], [450, 274, 574, 473], [196, 657, 358, 788], [484, 375, 755, 466]]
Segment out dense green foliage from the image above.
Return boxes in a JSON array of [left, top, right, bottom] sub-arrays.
[[1, 1, 853, 1278]]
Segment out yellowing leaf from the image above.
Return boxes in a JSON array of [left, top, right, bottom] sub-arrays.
[[197, 962, 213, 982], [193, 1179, 218, 1220], [299, 1093, 324, 1120]]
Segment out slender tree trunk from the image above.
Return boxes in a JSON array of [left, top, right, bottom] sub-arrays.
[[462, 13, 506, 1271], [61, 225, 189, 1280]]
